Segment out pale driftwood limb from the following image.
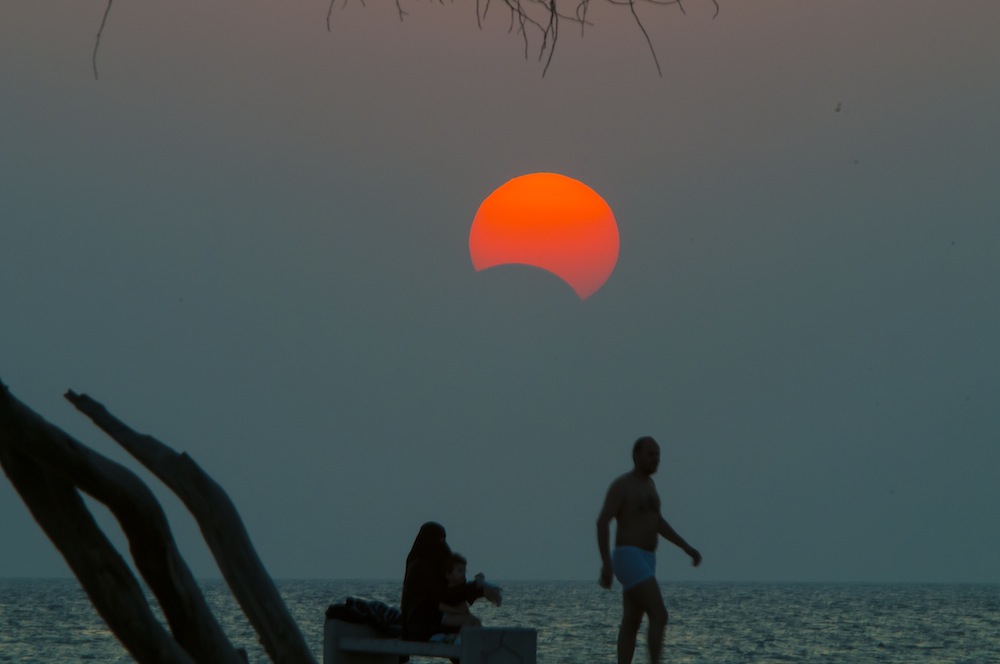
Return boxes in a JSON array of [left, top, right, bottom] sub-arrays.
[[0, 382, 243, 664], [66, 391, 317, 664], [0, 448, 194, 663]]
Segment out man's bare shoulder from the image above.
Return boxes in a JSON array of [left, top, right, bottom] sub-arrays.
[[607, 471, 635, 491], [614, 470, 633, 483], [608, 471, 654, 495], [614, 470, 653, 485], [600, 472, 632, 507]]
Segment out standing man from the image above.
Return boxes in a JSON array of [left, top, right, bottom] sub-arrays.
[[597, 436, 702, 664]]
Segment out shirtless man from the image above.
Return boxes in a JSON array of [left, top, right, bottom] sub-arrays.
[[597, 436, 702, 664]]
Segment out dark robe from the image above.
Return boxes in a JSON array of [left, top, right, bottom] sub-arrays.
[[400, 522, 484, 641]]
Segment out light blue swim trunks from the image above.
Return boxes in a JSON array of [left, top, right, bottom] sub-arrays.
[[612, 546, 656, 590]]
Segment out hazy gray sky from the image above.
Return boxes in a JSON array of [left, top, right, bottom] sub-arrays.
[[2, 1, 998, 585]]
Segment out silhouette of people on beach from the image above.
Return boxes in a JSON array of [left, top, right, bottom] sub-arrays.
[[597, 436, 702, 664], [400, 522, 501, 642]]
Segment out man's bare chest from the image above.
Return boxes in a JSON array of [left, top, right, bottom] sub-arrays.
[[623, 486, 660, 515]]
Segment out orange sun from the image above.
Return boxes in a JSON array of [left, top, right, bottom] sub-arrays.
[[469, 173, 619, 300]]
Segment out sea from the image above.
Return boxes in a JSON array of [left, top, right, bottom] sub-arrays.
[[1, 579, 998, 663]]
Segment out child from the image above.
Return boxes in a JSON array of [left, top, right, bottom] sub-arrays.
[[439, 553, 483, 630]]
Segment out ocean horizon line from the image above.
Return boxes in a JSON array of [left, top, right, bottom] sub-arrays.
[[3, 576, 998, 586]]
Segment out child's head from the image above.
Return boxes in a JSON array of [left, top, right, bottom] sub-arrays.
[[444, 552, 467, 586]]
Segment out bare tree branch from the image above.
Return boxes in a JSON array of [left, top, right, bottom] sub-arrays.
[[0, 381, 244, 664], [147, 0, 721, 82], [478, 0, 715, 76], [65, 390, 317, 664], [93, 0, 113, 80], [627, 0, 662, 76], [0, 450, 192, 662]]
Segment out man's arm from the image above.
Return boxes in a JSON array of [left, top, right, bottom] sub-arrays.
[[658, 516, 702, 567], [596, 480, 623, 588]]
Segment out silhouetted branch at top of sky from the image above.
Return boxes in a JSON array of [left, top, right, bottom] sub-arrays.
[[337, 0, 721, 76], [91, 0, 720, 80]]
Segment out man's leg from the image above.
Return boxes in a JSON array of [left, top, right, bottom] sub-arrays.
[[617, 588, 644, 664], [622, 577, 668, 664]]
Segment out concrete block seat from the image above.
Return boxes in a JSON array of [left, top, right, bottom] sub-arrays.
[[324, 618, 536, 664]]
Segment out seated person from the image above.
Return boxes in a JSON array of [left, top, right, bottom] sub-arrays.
[[400, 522, 501, 642], [439, 553, 482, 630]]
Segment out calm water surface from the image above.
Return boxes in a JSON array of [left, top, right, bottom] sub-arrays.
[[1, 579, 997, 662]]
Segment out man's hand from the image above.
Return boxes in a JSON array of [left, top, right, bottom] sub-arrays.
[[599, 564, 613, 589], [686, 546, 702, 568]]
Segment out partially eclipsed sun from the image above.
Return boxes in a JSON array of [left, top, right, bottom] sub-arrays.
[[469, 173, 619, 300]]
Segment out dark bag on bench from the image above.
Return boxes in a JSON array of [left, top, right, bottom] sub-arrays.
[[326, 597, 403, 637]]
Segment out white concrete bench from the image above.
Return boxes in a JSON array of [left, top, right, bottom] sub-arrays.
[[324, 618, 537, 664]]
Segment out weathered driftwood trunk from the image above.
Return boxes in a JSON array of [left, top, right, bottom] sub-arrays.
[[0, 380, 317, 663], [66, 390, 316, 663], [0, 443, 198, 664]]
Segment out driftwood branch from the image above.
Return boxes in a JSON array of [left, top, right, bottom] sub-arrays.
[[0, 382, 244, 663], [0, 379, 318, 663], [0, 438, 195, 664], [66, 390, 316, 664]]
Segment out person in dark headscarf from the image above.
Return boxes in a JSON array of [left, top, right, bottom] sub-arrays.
[[400, 522, 500, 641]]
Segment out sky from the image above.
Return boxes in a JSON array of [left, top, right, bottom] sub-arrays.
[[1, 0, 998, 586]]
